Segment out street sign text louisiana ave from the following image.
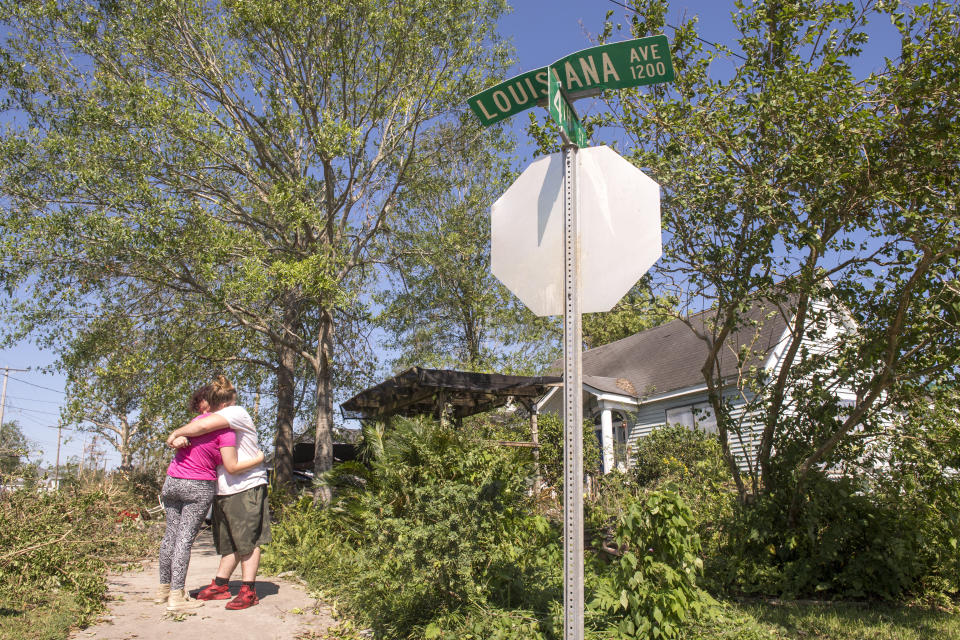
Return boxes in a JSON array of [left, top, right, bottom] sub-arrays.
[[468, 34, 674, 127]]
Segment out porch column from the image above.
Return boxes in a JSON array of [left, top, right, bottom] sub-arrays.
[[530, 405, 541, 489], [600, 407, 614, 475]]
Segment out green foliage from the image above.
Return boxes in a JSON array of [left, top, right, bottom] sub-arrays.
[[591, 489, 716, 639], [628, 426, 735, 563], [534, 412, 602, 490], [264, 417, 560, 638], [701, 388, 960, 602], [632, 425, 728, 490], [877, 392, 960, 605], [0, 420, 32, 475], [0, 479, 160, 631], [569, 0, 960, 509], [375, 123, 559, 375], [711, 478, 920, 600], [582, 281, 675, 350], [0, 0, 513, 488]]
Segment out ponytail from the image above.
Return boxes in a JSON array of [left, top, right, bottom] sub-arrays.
[[208, 374, 237, 409]]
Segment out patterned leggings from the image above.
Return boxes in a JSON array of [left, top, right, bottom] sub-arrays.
[[158, 476, 215, 590]]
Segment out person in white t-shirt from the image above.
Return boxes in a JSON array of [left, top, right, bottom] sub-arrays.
[[166, 375, 270, 610]]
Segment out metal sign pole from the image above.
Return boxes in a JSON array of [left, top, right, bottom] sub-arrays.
[[562, 141, 584, 640]]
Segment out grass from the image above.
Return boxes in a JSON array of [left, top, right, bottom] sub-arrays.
[[0, 591, 84, 640], [699, 599, 960, 640]]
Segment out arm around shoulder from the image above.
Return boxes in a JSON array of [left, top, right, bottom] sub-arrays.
[[167, 413, 231, 445]]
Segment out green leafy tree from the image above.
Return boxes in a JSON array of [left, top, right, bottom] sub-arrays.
[[577, 0, 960, 510], [57, 304, 266, 469], [0, 0, 510, 495], [582, 280, 675, 349], [377, 124, 558, 374], [0, 420, 31, 475]]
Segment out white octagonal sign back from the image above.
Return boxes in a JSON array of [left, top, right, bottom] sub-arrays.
[[491, 145, 661, 316]]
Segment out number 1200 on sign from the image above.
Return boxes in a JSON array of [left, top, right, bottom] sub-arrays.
[[629, 61, 668, 81]]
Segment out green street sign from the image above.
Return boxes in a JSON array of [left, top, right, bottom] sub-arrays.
[[468, 34, 673, 127], [548, 67, 587, 147]]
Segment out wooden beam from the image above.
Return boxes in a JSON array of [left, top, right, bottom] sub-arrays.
[[483, 440, 540, 448]]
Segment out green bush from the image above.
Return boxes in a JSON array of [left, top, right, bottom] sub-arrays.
[[708, 391, 960, 602], [710, 472, 948, 600], [475, 411, 601, 491], [534, 412, 602, 489], [590, 489, 716, 639], [631, 425, 729, 489], [628, 426, 735, 564], [264, 417, 562, 638]]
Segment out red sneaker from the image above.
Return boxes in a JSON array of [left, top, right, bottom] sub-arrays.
[[225, 584, 259, 610], [195, 579, 231, 601]]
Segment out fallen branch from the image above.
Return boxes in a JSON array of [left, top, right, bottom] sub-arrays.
[[0, 528, 75, 565]]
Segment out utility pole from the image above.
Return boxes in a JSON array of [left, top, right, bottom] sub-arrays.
[[54, 423, 62, 490], [0, 366, 29, 432]]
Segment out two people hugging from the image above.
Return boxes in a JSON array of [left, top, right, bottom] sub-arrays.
[[155, 375, 272, 611]]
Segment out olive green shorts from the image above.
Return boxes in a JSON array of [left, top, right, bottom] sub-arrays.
[[212, 484, 271, 556]]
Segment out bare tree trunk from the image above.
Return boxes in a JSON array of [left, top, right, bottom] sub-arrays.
[[273, 341, 296, 490], [119, 417, 133, 470], [312, 308, 335, 505]]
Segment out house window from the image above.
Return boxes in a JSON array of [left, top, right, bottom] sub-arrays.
[[665, 402, 717, 433]]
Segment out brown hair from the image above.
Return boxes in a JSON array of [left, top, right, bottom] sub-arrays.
[[208, 374, 237, 410], [188, 384, 211, 413]]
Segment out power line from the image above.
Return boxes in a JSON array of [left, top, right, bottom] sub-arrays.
[[2, 394, 64, 404], [8, 411, 47, 428], [607, 0, 748, 61], [43, 423, 75, 431], [7, 375, 65, 394], [5, 402, 62, 417]]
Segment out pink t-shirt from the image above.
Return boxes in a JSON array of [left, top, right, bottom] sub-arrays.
[[166, 415, 236, 481]]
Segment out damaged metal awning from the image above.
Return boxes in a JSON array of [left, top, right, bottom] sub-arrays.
[[341, 366, 561, 421]]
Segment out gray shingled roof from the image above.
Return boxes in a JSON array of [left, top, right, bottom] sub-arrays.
[[575, 298, 795, 400]]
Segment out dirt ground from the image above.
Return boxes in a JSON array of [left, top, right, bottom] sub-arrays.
[[71, 528, 336, 640]]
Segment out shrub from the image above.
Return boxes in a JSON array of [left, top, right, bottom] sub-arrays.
[[631, 425, 728, 489], [629, 426, 735, 564], [477, 411, 601, 491], [710, 473, 939, 600], [264, 417, 562, 638], [708, 390, 960, 602], [590, 489, 716, 639], [534, 412, 602, 489]]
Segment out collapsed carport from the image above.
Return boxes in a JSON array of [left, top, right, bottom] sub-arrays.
[[340, 367, 561, 467]]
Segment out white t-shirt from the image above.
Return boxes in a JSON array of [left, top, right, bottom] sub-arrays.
[[215, 405, 268, 496]]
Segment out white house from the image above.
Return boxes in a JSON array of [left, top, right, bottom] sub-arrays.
[[538, 294, 858, 476]]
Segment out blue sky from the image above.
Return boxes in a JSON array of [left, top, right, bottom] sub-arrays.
[[0, 0, 905, 470]]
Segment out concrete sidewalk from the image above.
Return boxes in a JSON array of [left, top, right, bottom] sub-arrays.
[[72, 528, 335, 640]]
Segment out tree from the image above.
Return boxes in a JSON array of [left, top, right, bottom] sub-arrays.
[[0, 0, 510, 496], [57, 303, 261, 469], [588, 0, 960, 507], [582, 280, 675, 349], [0, 420, 31, 475], [376, 124, 559, 374]]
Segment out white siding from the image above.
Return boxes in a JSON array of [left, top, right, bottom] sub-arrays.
[[626, 390, 764, 475]]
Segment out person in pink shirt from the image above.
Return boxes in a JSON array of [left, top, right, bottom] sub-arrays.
[[154, 384, 264, 611]]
